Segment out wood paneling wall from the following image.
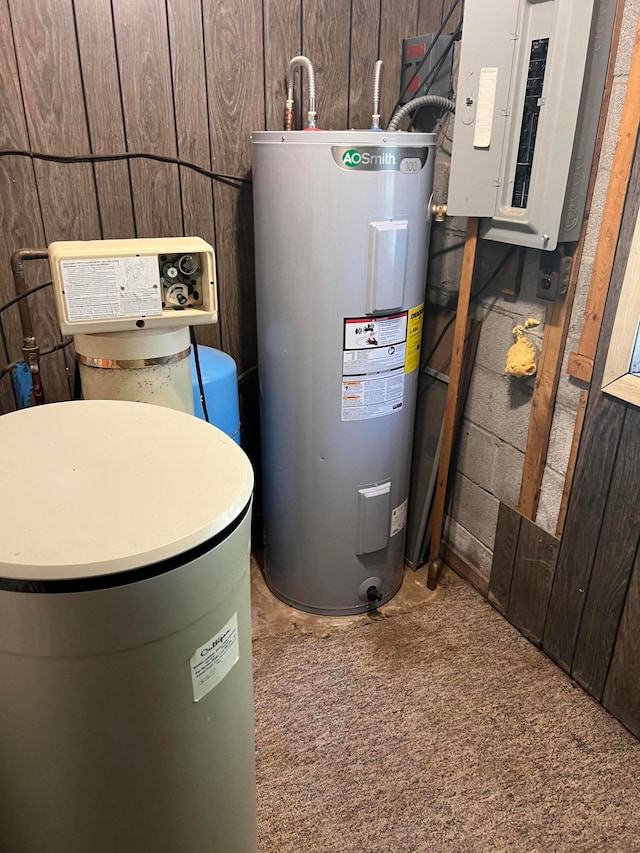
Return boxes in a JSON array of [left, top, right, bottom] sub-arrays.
[[0, 0, 453, 423], [489, 131, 640, 739]]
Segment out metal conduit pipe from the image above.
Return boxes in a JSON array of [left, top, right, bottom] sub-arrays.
[[11, 248, 49, 343], [386, 95, 455, 131], [371, 60, 384, 130], [284, 55, 317, 130]]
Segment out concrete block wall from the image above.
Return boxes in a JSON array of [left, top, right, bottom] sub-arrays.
[[433, 0, 640, 574]]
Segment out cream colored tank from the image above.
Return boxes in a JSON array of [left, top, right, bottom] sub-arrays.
[[0, 400, 256, 853], [74, 325, 194, 413]]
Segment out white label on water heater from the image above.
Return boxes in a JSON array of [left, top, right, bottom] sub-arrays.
[[342, 313, 407, 421], [390, 498, 408, 537], [190, 612, 239, 703]]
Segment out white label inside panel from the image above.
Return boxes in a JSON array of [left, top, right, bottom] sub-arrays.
[[473, 67, 498, 149], [61, 256, 162, 322], [190, 613, 239, 703]]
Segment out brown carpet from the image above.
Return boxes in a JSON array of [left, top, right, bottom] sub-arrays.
[[253, 573, 640, 852]]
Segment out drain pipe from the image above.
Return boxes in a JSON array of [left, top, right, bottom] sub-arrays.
[[371, 60, 383, 130], [11, 248, 50, 405], [284, 55, 317, 130], [11, 248, 48, 342], [386, 95, 455, 131]]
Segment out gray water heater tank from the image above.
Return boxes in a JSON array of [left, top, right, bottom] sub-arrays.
[[252, 130, 436, 615]]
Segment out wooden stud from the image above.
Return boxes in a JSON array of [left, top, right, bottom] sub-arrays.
[[566, 352, 594, 383], [427, 216, 478, 584], [568, 14, 640, 382], [555, 390, 588, 538], [517, 285, 574, 520], [517, 1, 629, 520], [441, 542, 489, 598]]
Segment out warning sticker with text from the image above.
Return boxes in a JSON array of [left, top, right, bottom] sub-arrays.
[[61, 256, 162, 322], [190, 613, 239, 703], [342, 313, 407, 421], [405, 303, 424, 373]]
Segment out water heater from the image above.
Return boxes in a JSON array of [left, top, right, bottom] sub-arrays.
[[252, 130, 436, 614]]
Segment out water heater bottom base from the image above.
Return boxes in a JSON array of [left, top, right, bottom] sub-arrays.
[[263, 568, 403, 616]]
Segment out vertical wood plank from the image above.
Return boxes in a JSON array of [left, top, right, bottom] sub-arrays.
[[167, 0, 221, 349], [571, 405, 640, 698], [0, 0, 46, 413], [542, 375, 625, 672], [264, 0, 301, 131], [303, 0, 351, 131], [6, 0, 102, 403], [543, 134, 640, 675], [112, 0, 183, 238], [9, 0, 102, 242], [348, 0, 381, 130], [507, 518, 559, 646], [603, 547, 640, 739], [204, 0, 264, 369], [417, 0, 442, 33], [379, 0, 420, 126], [488, 503, 522, 616], [73, 0, 136, 239]]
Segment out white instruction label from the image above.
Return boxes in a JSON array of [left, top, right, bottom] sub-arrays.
[[473, 67, 498, 149], [342, 313, 407, 421], [390, 498, 408, 537], [61, 256, 162, 322], [190, 613, 239, 703]]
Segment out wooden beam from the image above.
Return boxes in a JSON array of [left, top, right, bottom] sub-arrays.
[[566, 352, 594, 383], [555, 390, 588, 538], [427, 217, 478, 587], [517, 260, 578, 520], [568, 14, 640, 382], [517, 2, 629, 519], [441, 542, 489, 598]]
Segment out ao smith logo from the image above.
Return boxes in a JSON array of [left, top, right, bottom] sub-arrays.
[[342, 149, 397, 167]]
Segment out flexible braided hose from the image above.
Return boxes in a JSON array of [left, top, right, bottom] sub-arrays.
[[285, 55, 317, 128], [387, 95, 455, 131], [372, 60, 384, 128]]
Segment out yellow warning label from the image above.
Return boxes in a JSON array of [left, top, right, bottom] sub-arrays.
[[405, 303, 424, 373]]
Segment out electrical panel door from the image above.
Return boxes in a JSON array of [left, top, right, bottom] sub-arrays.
[[447, 0, 597, 251]]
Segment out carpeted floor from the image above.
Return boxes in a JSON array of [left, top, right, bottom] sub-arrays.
[[252, 570, 640, 852]]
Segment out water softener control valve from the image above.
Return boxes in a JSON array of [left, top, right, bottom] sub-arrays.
[[49, 237, 217, 335]]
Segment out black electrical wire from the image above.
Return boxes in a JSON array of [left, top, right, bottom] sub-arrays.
[[190, 326, 210, 423], [420, 245, 516, 378], [0, 280, 52, 315], [407, 28, 461, 130], [0, 149, 251, 188], [388, 0, 463, 123]]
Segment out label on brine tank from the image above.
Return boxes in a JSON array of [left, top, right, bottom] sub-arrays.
[[342, 313, 407, 421], [190, 613, 239, 702]]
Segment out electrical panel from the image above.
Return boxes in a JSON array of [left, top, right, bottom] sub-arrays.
[[49, 237, 217, 335], [400, 33, 454, 131], [446, 0, 612, 251]]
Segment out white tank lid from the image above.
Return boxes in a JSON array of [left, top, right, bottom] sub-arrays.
[[0, 400, 253, 580]]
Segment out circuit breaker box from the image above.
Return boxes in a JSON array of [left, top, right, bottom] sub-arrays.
[[447, 0, 612, 251]]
